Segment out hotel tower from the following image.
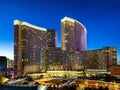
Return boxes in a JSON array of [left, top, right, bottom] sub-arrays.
[[14, 20, 57, 75], [61, 17, 87, 52]]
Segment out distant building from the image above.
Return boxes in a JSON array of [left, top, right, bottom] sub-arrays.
[[0, 56, 7, 71], [0, 57, 14, 77], [14, 20, 57, 75], [8, 59, 14, 69], [61, 17, 87, 51]]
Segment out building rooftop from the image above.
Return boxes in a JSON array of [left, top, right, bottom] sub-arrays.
[[14, 20, 47, 31], [61, 16, 87, 34]]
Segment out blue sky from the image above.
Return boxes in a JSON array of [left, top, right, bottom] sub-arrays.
[[0, 0, 120, 62]]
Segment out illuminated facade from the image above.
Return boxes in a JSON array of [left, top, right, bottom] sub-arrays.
[[67, 47, 117, 71], [81, 49, 108, 70], [82, 47, 117, 70], [61, 17, 117, 71], [14, 20, 56, 75], [102, 47, 117, 69], [61, 17, 87, 51], [42, 46, 116, 71], [69, 51, 83, 70], [14, 17, 117, 76], [42, 47, 70, 71]]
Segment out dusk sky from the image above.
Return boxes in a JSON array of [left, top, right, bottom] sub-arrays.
[[0, 0, 120, 62]]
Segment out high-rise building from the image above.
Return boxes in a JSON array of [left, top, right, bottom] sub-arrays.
[[61, 17, 87, 51], [14, 17, 117, 76], [14, 20, 57, 75]]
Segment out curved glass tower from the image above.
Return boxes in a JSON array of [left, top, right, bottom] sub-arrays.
[[14, 20, 57, 75], [61, 17, 87, 51]]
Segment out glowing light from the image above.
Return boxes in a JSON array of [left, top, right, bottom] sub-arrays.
[[0, 75, 9, 84], [61, 16, 87, 34], [38, 85, 48, 90], [14, 20, 47, 31]]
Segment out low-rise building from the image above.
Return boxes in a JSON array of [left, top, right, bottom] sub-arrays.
[[110, 65, 120, 78]]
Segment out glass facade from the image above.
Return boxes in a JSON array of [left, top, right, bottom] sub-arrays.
[[69, 47, 117, 70], [14, 18, 117, 75], [14, 20, 56, 75], [61, 17, 87, 51], [42, 47, 67, 71]]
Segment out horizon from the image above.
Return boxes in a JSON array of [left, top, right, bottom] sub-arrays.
[[0, 0, 120, 62]]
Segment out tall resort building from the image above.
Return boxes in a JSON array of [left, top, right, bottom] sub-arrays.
[[61, 17, 87, 52], [14, 20, 57, 75]]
